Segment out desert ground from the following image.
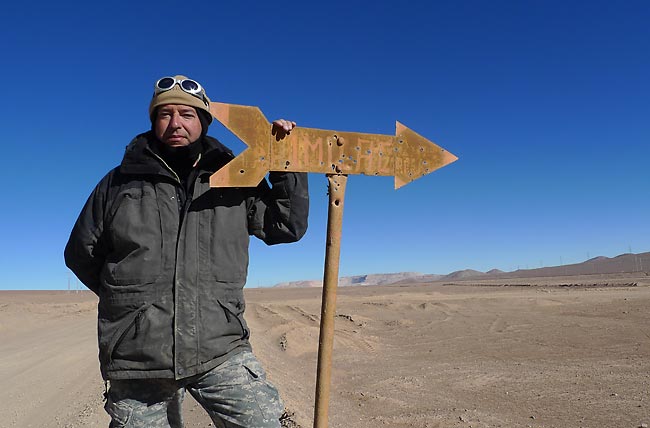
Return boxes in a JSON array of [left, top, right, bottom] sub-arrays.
[[1, 274, 649, 428]]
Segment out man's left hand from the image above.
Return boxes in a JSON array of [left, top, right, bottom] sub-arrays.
[[272, 119, 296, 141]]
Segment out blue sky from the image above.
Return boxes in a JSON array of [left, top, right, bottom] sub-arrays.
[[1, 1, 648, 289]]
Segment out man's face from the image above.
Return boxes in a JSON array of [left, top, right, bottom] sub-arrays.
[[154, 104, 202, 147]]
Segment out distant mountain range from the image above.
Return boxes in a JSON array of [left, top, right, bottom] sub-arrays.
[[272, 252, 650, 288]]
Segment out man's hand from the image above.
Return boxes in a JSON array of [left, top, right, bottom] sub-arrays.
[[272, 119, 296, 141]]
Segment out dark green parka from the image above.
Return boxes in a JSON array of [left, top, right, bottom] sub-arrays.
[[64, 132, 309, 380]]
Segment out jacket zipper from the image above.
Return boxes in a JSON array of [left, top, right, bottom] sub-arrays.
[[134, 310, 144, 338], [150, 152, 202, 185], [151, 153, 181, 184], [153, 151, 201, 377]]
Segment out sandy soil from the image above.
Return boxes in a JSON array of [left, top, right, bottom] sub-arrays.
[[1, 276, 649, 428]]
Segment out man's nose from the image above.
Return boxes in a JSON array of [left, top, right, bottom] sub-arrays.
[[170, 112, 182, 128]]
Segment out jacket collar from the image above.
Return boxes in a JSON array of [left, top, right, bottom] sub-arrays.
[[120, 131, 235, 177]]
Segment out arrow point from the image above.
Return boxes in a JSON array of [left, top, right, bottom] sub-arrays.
[[444, 150, 459, 165], [393, 121, 458, 188]]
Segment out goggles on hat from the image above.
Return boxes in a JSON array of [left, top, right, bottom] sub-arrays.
[[154, 77, 209, 106]]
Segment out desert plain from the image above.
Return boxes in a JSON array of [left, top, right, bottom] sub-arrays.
[[1, 273, 649, 428]]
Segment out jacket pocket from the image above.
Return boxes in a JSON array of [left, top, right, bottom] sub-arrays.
[[197, 294, 250, 363], [218, 299, 250, 340], [105, 303, 152, 368], [242, 355, 285, 421], [104, 396, 133, 427], [105, 185, 164, 286]]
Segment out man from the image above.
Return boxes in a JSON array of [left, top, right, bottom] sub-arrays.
[[65, 75, 309, 427]]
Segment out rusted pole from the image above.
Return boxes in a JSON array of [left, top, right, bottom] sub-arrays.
[[314, 173, 348, 428]]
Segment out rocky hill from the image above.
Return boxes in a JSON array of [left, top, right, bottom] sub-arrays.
[[273, 272, 436, 288], [272, 252, 650, 288], [448, 252, 650, 280]]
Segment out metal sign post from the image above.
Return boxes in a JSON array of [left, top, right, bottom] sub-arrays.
[[313, 173, 347, 428], [209, 102, 457, 427]]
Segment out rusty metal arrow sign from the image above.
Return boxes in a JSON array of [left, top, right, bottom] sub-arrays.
[[209, 102, 457, 189], [209, 101, 457, 428]]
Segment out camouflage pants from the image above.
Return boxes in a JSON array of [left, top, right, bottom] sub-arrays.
[[105, 351, 284, 428]]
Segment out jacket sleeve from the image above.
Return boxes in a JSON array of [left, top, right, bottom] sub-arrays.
[[64, 173, 112, 295], [247, 171, 309, 245]]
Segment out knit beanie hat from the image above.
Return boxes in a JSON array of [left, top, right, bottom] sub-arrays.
[[149, 75, 213, 124]]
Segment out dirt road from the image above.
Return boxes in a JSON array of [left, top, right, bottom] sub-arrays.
[[1, 282, 648, 427]]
